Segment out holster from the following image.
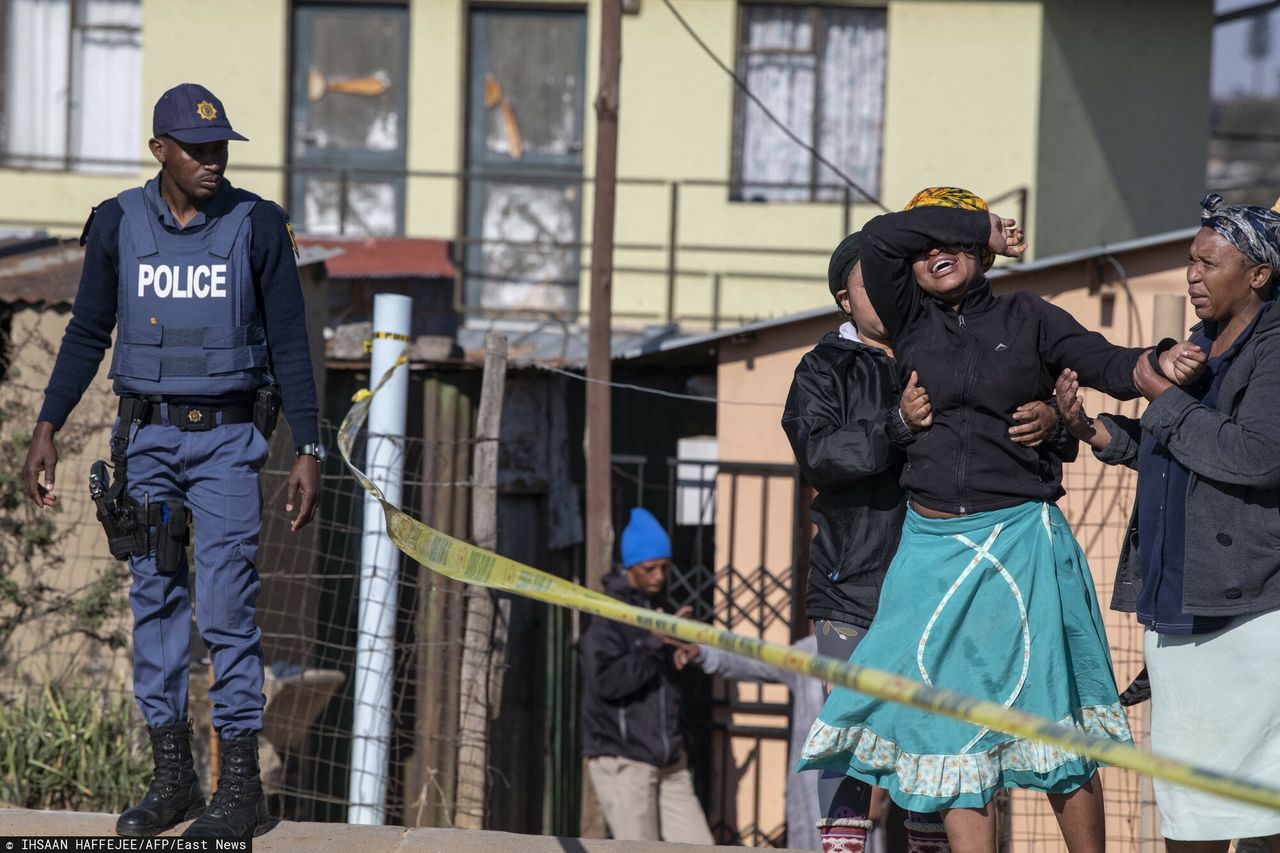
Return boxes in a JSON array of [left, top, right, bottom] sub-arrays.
[[254, 384, 281, 440], [91, 484, 148, 560], [90, 397, 196, 569], [90, 398, 151, 561]]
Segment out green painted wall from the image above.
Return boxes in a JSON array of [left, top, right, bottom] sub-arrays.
[[1033, 0, 1212, 258]]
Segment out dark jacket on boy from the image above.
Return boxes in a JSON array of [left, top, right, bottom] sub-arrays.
[[783, 329, 912, 628], [579, 571, 683, 767]]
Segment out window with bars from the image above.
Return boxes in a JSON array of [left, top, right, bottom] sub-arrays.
[[1, 0, 143, 172], [730, 3, 886, 204]]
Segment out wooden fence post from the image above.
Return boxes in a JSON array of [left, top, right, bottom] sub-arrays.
[[453, 333, 508, 829]]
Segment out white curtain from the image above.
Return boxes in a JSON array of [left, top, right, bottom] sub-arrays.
[[817, 8, 885, 202], [2, 0, 140, 170], [735, 5, 885, 203], [3, 0, 70, 167], [737, 7, 815, 202]]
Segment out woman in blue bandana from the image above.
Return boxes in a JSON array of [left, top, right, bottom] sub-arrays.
[[1057, 194, 1280, 850]]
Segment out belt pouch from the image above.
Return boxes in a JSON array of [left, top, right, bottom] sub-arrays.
[[254, 384, 281, 439], [154, 500, 190, 574]]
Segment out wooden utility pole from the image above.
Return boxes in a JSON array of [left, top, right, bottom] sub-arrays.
[[581, 0, 623, 839], [586, 0, 623, 596], [454, 332, 508, 829]]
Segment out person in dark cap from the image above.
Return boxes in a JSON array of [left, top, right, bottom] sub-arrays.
[[1056, 194, 1280, 849], [781, 234, 1063, 853], [21, 82, 322, 840]]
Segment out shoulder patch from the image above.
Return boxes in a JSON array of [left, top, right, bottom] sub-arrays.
[[271, 202, 299, 258]]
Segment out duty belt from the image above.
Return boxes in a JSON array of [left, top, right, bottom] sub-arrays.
[[118, 397, 255, 432]]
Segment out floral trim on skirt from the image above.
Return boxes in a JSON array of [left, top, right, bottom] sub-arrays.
[[798, 502, 1133, 812]]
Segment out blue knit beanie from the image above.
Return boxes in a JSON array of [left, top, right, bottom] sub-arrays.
[[620, 507, 672, 568]]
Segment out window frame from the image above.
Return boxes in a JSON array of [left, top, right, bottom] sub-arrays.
[[728, 1, 886, 205]]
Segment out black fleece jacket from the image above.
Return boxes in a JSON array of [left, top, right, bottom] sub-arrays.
[[861, 207, 1141, 514], [578, 572, 683, 767], [782, 332, 910, 627]]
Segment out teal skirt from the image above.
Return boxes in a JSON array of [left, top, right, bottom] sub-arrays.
[[797, 501, 1132, 812]]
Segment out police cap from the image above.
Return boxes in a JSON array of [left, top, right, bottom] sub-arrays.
[[152, 83, 248, 144]]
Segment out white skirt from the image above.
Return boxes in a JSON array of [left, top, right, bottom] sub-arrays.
[[1145, 607, 1280, 841]]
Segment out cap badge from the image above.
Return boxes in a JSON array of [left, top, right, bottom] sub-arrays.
[[196, 100, 218, 121]]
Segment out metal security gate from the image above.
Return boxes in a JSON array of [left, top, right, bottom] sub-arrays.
[[611, 455, 807, 847]]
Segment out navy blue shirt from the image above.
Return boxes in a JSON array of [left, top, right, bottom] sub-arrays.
[[39, 174, 320, 447], [1135, 311, 1265, 634]]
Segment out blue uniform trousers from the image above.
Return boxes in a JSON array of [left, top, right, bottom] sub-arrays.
[[125, 411, 269, 738]]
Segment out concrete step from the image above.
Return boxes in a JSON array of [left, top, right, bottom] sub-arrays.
[[0, 809, 804, 852]]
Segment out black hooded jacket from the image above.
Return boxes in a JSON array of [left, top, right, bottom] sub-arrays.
[[782, 331, 911, 627], [861, 206, 1141, 514], [578, 571, 683, 767]]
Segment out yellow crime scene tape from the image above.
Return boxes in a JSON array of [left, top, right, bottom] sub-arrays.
[[339, 356, 1280, 813]]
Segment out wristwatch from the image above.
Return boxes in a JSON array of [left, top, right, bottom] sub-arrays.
[[296, 442, 327, 462]]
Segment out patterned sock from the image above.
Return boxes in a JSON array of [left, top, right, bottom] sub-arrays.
[[817, 817, 874, 853], [904, 816, 951, 853]]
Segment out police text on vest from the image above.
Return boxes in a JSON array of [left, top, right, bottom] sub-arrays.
[[137, 264, 228, 298]]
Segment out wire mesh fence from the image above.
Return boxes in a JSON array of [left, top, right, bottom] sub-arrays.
[[0, 350, 1255, 851], [1006, 388, 1151, 851]]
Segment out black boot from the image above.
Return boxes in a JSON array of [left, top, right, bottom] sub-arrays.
[[181, 733, 269, 839], [116, 720, 205, 836]]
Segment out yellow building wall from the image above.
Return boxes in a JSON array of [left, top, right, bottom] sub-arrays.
[[880, 1, 1043, 215], [405, 0, 466, 237], [0, 0, 1209, 333], [714, 236, 1196, 848]]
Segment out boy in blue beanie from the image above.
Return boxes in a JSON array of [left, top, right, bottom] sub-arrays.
[[578, 508, 713, 843]]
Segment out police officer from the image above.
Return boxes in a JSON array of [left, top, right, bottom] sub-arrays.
[[21, 83, 322, 840]]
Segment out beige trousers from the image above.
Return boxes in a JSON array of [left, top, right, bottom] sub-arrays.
[[586, 754, 715, 844]]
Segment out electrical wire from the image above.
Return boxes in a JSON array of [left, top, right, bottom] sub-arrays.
[[659, 0, 890, 212], [531, 362, 783, 407]]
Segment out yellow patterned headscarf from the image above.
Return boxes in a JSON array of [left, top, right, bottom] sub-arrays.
[[904, 186, 995, 270]]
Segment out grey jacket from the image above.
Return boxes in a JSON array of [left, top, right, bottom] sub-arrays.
[[697, 635, 821, 852], [1097, 301, 1280, 617]]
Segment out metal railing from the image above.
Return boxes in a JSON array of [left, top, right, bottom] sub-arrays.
[[0, 153, 1028, 329]]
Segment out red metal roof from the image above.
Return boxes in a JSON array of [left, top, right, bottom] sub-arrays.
[[296, 236, 455, 280]]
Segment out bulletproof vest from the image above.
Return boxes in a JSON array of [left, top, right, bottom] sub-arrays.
[[110, 185, 269, 397]]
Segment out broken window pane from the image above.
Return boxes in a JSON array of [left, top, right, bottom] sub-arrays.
[[296, 11, 403, 155], [302, 176, 398, 237], [480, 16, 584, 161], [475, 182, 579, 313]]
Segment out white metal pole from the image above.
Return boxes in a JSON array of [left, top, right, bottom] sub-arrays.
[[348, 293, 411, 825]]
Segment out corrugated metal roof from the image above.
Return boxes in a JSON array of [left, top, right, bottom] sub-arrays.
[[457, 319, 683, 367], [296, 236, 454, 279], [0, 239, 85, 306]]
